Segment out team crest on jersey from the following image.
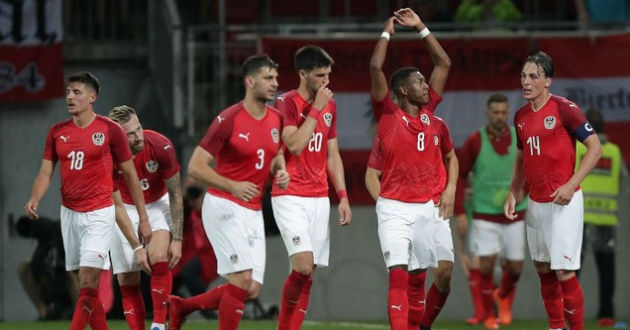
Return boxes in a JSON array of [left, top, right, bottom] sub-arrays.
[[145, 160, 159, 173], [292, 236, 301, 246], [323, 112, 333, 127], [383, 251, 390, 261], [230, 254, 238, 264], [271, 128, 280, 143], [420, 113, 431, 125], [544, 116, 556, 130], [92, 132, 105, 146], [434, 133, 439, 146]]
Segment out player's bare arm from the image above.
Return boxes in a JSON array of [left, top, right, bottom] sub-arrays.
[[271, 149, 290, 189], [119, 159, 152, 243], [326, 138, 352, 226], [504, 149, 525, 220], [551, 133, 602, 205], [370, 17, 396, 101], [112, 190, 151, 274], [188, 146, 260, 202], [394, 8, 451, 96], [439, 149, 458, 219], [282, 83, 333, 155], [25, 159, 55, 220], [365, 167, 382, 202], [165, 172, 184, 269]]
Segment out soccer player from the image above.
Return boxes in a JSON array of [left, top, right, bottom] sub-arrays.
[[504, 51, 602, 330], [168, 55, 289, 330], [272, 45, 352, 330], [455, 93, 526, 329], [24, 72, 150, 330], [365, 114, 458, 330], [369, 7, 451, 330], [108, 105, 184, 330]]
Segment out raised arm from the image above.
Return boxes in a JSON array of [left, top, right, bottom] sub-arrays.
[[25, 159, 55, 220], [370, 17, 396, 102], [394, 8, 451, 96], [281, 84, 332, 155], [326, 138, 352, 226]]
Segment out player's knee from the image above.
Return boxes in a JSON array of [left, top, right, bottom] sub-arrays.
[[293, 263, 314, 276], [149, 250, 169, 263], [78, 268, 101, 289]]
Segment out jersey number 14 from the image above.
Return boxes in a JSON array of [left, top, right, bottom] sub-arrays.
[[527, 136, 541, 156]]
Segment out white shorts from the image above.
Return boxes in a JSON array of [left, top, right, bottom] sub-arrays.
[[410, 207, 454, 270], [111, 193, 172, 274], [202, 193, 265, 284], [471, 219, 525, 261], [526, 190, 584, 270], [60, 205, 115, 271], [271, 195, 330, 267], [376, 197, 437, 270]]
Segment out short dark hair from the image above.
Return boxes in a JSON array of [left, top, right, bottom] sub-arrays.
[[525, 51, 554, 78], [294, 45, 334, 72], [390, 67, 419, 97], [108, 105, 137, 124], [486, 93, 508, 107], [67, 72, 100, 95], [586, 108, 604, 133], [241, 55, 278, 78]]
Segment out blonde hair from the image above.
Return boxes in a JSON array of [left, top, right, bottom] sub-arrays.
[[108, 105, 136, 124]]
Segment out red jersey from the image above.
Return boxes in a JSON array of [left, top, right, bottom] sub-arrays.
[[43, 115, 133, 212], [368, 114, 452, 204], [199, 102, 283, 210], [514, 95, 593, 203], [455, 126, 526, 222], [115, 130, 181, 204], [371, 90, 443, 203], [271, 90, 338, 197]]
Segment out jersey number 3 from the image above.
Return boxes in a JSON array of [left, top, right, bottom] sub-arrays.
[[255, 149, 265, 170]]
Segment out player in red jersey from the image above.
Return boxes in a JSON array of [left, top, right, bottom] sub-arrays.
[[504, 52, 602, 330], [168, 55, 289, 330], [370, 8, 451, 330], [366, 114, 458, 330], [272, 45, 352, 330], [456, 94, 526, 329], [24, 72, 150, 330], [108, 105, 184, 330]]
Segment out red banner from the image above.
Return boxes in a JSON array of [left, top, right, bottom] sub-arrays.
[[0, 0, 64, 101]]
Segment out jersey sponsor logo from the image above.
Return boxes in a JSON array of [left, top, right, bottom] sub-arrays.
[[217, 115, 225, 123], [420, 113, 430, 125], [433, 133, 439, 146], [323, 112, 333, 127], [277, 95, 286, 102], [59, 135, 69, 142], [230, 254, 238, 264], [390, 305, 402, 311], [271, 128, 280, 143], [517, 122, 525, 130], [544, 116, 556, 130], [292, 235, 301, 246], [92, 132, 105, 146], [401, 115, 410, 126], [584, 122, 594, 132], [238, 132, 250, 142], [146, 160, 158, 173], [569, 103, 578, 108], [164, 144, 172, 150]]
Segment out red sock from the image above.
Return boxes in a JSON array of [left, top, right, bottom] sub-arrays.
[[420, 284, 449, 328], [538, 272, 566, 329], [498, 267, 519, 299], [407, 271, 426, 329], [387, 268, 408, 330], [278, 270, 309, 330], [290, 277, 313, 330], [218, 284, 247, 330], [560, 276, 584, 330], [71, 288, 109, 330], [150, 262, 172, 324], [479, 271, 495, 319], [181, 284, 226, 316], [120, 285, 146, 330], [469, 268, 485, 320]]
